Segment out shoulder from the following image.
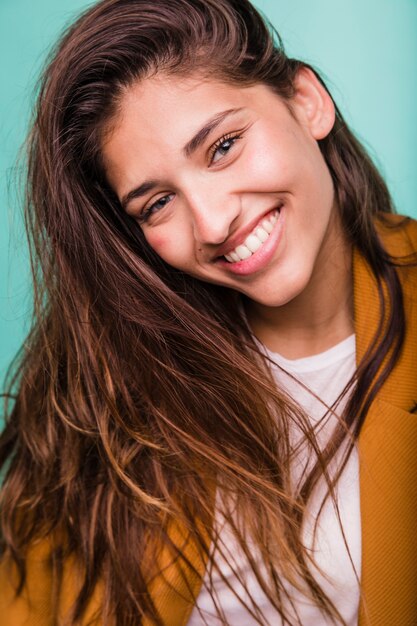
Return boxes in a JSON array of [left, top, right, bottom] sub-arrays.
[[374, 212, 417, 258]]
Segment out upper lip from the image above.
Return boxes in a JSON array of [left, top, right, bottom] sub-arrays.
[[213, 205, 281, 259]]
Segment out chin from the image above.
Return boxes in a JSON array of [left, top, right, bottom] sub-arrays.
[[243, 267, 313, 308]]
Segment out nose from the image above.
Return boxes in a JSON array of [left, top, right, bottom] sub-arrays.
[[186, 186, 241, 246]]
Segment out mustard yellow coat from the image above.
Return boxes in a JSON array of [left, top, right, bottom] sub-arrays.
[[1, 214, 417, 625]]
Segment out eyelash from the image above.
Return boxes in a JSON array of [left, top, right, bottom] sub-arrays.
[[208, 132, 243, 164], [138, 132, 242, 224], [137, 194, 173, 224]]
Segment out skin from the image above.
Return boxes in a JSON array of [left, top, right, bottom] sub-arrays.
[[103, 68, 354, 358]]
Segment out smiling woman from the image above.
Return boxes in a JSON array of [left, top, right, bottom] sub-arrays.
[[0, 1, 416, 626]]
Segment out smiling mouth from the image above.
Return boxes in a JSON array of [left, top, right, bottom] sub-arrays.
[[222, 209, 280, 263]]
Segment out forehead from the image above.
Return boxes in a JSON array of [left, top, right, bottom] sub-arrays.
[[102, 73, 287, 191], [119, 72, 260, 111], [105, 73, 282, 147], [119, 73, 246, 114]]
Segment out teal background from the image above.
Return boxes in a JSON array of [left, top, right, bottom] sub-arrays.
[[1, 0, 416, 391]]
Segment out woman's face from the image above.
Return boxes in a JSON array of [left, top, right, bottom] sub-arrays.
[[103, 69, 340, 307]]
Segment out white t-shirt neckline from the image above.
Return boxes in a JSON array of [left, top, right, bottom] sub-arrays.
[[265, 333, 356, 373]]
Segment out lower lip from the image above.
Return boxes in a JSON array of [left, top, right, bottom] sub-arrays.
[[216, 206, 285, 276]]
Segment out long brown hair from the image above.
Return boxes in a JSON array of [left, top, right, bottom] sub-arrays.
[[0, 1, 404, 624]]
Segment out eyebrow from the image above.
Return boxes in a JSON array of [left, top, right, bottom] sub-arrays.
[[183, 107, 243, 158], [121, 180, 159, 211], [121, 107, 244, 211]]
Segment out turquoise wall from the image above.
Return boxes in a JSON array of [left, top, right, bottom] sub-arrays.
[[1, 0, 416, 390]]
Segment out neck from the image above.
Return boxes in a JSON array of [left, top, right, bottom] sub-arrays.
[[245, 215, 354, 360]]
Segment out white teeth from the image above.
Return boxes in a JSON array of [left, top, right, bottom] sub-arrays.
[[245, 234, 263, 253], [262, 219, 273, 234], [234, 245, 252, 260], [223, 209, 280, 263], [255, 227, 269, 242], [225, 251, 241, 262]]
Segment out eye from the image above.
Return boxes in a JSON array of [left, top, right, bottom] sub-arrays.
[[137, 193, 174, 224], [209, 132, 242, 165]]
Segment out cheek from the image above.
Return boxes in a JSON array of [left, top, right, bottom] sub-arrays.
[[243, 134, 296, 190], [143, 229, 190, 268], [144, 232, 171, 261]]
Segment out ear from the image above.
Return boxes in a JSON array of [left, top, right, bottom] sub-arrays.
[[291, 67, 336, 140]]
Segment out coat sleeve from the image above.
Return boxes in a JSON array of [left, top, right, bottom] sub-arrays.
[[0, 541, 103, 626], [0, 541, 54, 625]]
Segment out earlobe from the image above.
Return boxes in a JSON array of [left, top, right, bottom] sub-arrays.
[[292, 67, 336, 140]]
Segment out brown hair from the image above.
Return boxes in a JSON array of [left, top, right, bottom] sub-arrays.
[[0, 1, 404, 624]]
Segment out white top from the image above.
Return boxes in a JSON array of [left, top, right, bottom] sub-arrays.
[[188, 335, 361, 626]]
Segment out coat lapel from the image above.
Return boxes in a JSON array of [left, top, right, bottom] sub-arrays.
[[354, 218, 417, 625]]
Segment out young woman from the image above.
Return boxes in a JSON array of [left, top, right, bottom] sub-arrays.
[[1, 1, 416, 625]]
